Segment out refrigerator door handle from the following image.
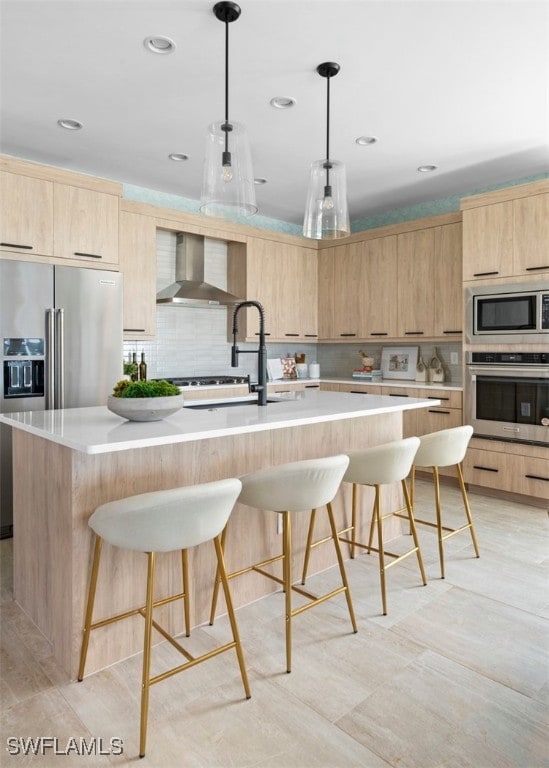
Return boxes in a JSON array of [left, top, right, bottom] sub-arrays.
[[55, 308, 65, 409], [46, 309, 55, 409]]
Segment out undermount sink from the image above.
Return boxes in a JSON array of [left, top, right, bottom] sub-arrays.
[[185, 398, 280, 410]]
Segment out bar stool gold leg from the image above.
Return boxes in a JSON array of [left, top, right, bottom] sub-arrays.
[[139, 551, 156, 759], [457, 463, 480, 558], [213, 536, 251, 699], [432, 467, 446, 579], [374, 486, 388, 616], [78, 536, 103, 682], [301, 508, 317, 585], [181, 549, 190, 637], [350, 483, 358, 559], [327, 503, 358, 633], [402, 479, 427, 585], [367, 487, 376, 554], [209, 526, 228, 625], [282, 511, 292, 673]]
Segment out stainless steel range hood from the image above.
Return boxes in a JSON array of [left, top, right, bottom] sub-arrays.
[[156, 233, 242, 306]]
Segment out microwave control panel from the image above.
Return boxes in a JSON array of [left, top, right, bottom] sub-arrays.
[[542, 293, 549, 330]]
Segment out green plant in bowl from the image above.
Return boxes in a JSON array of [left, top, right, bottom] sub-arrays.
[[108, 379, 184, 421], [112, 379, 180, 398]]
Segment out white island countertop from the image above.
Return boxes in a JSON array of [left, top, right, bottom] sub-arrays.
[[0, 390, 439, 455]]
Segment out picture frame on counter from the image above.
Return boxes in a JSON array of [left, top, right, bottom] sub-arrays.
[[381, 346, 419, 380]]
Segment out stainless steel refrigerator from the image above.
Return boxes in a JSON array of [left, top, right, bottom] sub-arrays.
[[0, 259, 123, 538]]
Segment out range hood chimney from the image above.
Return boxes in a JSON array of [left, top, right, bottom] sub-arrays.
[[156, 233, 242, 306]]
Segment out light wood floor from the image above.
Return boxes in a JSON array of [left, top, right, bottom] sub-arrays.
[[1, 479, 547, 767]]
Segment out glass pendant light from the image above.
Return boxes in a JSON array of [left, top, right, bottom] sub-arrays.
[[200, 1, 257, 219], [303, 62, 350, 239]]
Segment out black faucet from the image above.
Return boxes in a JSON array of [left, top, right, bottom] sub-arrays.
[[231, 301, 267, 406]]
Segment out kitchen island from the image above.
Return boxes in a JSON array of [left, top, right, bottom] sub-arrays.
[[1, 390, 438, 679]]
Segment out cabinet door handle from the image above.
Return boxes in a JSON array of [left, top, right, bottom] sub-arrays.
[[339, 333, 357, 337], [124, 328, 146, 332], [428, 409, 451, 414], [74, 252, 102, 259], [389, 393, 409, 397], [370, 332, 388, 336], [473, 465, 499, 473], [1, 242, 33, 249], [305, 384, 320, 389], [525, 474, 549, 482], [350, 390, 369, 394], [254, 332, 271, 336], [428, 396, 449, 401], [473, 270, 499, 277], [443, 330, 462, 335], [304, 334, 318, 338], [404, 331, 424, 335], [284, 333, 299, 337]]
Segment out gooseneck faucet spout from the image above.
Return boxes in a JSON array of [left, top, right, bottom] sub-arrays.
[[231, 301, 268, 406]]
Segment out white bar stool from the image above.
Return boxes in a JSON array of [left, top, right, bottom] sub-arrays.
[[411, 425, 480, 579], [78, 478, 251, 759], [209, 455, 357, 673], [302, 437, 426, 616]]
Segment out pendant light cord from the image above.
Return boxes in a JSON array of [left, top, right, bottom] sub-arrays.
[[325, 74, 331, 189], [224, 19, 230, 154]]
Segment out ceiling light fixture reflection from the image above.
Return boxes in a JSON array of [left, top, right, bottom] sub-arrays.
[[57, 119, 83, 130], [144, 36, 176, 54], [356, 135, 378, 145], [169, 153, 189, 162], [270, 96, 296, 109], [254, 178, 267, 185], [303, 62, 350, 240], [200, 1, 257, 219], [417, 164, 438, 173]]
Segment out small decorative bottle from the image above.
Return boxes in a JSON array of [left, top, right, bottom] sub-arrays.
[[139, 352, 147, 382], [131, 352, 138, 381]]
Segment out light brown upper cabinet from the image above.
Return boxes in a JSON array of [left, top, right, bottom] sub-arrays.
[[513, 193, 549, 276], [361, 235, 398, 339], [397, 227, 436, 338], [119, 211, 157, 339], [0, 171, 54, 256], [332, 242, 364, 339], [54, 184, 119, 265], [227, 236, 318, 342], [318, 214, 462, 342], [433, 222, 463, 337], [461, 182, 549, 281]]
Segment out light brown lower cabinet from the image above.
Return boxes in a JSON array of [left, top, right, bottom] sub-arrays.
[[463, 439, 549, 501]]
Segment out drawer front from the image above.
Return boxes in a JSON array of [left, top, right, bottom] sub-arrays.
[[463, 448, 507, 490], [414, 388, 462, 409], [516, 456, 549, 500], [416, 407, 462, 436], [464, 449, 549, 499]]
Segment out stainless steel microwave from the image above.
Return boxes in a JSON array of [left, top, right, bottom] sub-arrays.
[[465, 282, 549, 344]]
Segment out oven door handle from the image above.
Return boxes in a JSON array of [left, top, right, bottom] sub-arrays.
[[467, 365, 549, 377]]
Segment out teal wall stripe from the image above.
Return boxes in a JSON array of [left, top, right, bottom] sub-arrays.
[[123, 172, 549, 238]]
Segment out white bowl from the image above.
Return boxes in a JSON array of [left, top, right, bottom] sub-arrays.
[[107, 394, 185, 422]]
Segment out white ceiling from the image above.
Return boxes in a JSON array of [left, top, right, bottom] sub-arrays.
[[1, 0, 548, 228]]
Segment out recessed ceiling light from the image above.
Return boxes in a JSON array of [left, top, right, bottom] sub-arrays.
[[169, 153, 189, 162], [355, 135, 378, 145], [417, 164, 438, 173], [57, 119, 83, 130], [254, 178, 267, 185], [270, 96, 296, 109], [144, 36, 176, 54]]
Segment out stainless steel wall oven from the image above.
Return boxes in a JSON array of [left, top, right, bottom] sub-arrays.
[[465, 352, 549, 445]]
